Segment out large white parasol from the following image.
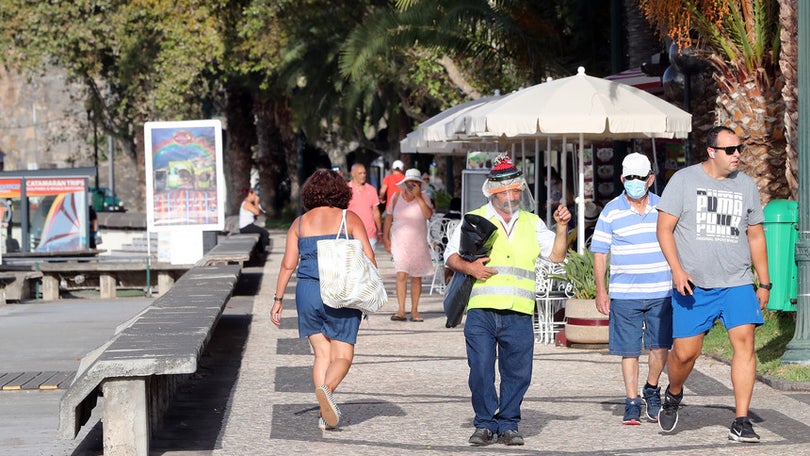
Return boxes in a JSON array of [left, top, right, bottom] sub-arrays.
[[448, 67, 692, 253]]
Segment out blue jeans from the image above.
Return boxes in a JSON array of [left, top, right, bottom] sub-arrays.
[[464, 308, 534, 434]]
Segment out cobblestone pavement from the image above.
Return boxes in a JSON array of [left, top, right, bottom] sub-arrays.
[[160, 230, 810, 456], [23, 229, 810, 455]]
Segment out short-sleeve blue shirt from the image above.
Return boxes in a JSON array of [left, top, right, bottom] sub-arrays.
[[591, 192, 672, 299]]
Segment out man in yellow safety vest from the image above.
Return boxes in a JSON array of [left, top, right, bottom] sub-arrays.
[[444, 154, 571, 446]]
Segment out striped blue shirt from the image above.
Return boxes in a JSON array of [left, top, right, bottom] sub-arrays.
[[590, 192, 672, 299]]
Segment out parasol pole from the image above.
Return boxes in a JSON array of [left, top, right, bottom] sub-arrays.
[[577, 132, 585, 255], [546, 137, 553, 224], [561, 136, 568, 208], [535, 138, 541, 214], [521, 139, 526, 177], [651, 138, 660, 195]]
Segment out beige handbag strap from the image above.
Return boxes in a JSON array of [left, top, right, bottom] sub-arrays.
[[335, 209, 349, 240]]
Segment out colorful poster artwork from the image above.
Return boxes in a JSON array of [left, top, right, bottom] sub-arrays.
[[144, 120, 224, 231], [0, 179, 21, 198], [26, 178, 89, 252], [466, 151, 501, 169]]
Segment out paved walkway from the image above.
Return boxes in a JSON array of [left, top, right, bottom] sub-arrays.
[[169, 230, 810, 455], [4, 229, 810, 455]]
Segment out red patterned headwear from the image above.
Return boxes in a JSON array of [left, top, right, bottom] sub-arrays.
[[482, 153, 527, 197]]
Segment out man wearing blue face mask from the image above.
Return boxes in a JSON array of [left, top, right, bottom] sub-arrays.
[[591, 152, 673, 426]]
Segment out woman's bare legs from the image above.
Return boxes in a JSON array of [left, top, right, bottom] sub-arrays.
[[309, 333, 355, 427], [308, 333, 355, 391], [410, 276, 423, 320], [394, 271, 408, 318]]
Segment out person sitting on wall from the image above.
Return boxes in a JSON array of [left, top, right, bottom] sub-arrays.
[[239, 187, 270, 254]]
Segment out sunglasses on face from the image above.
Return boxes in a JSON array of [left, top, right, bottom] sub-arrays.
[[710, 144, 744, 155], [624, 174, 650, 181]]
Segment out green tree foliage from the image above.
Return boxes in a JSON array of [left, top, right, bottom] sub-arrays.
[[0, 0, 226, 141], [0, 0, 617, 213], [340, 0, 612, 139]]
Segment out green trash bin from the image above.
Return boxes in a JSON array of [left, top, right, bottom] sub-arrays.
[[762, 199, 798, 311]]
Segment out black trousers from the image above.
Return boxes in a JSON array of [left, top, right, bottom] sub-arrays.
[[240, 223, 269, 252]]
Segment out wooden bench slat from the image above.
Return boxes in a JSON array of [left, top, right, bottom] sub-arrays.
[[41, 371, 75, 390], [20, 371, 61, 390], [2, 371, 41, 390], [0, 372, 24, 389]]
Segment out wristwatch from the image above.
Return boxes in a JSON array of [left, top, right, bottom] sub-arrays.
[[759, 283, 773, 291]]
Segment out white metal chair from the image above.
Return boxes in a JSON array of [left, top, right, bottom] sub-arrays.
[[534, 257, 573, 344], [427, 216, 459, 295]]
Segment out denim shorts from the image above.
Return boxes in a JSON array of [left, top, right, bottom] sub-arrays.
[[671, 284, 764, 338], [295, 278, 362, 344], [608, 297, 673, 357]]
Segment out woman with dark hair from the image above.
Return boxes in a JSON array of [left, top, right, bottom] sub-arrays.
[[239, 188, 269, 253], [271, 169, 376, 431]]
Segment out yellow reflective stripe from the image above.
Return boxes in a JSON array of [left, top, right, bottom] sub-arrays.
[[469, 286, 536, 301]]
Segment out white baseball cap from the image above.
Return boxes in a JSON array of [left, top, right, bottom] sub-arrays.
[[621, 153, 651, 177], [392, 160, 404, 170]]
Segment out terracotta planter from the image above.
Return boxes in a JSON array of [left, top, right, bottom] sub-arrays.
[[564, 298, 609, 344]]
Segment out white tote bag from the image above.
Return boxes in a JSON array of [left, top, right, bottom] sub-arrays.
[[317, 210, 387, 313]]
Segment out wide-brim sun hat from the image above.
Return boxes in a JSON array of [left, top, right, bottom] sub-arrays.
[[397, 168, 423, 188]]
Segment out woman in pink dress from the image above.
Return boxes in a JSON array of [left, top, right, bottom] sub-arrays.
[[383, 168, 434, 321]]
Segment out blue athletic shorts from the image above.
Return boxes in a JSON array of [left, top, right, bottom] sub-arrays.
[[609, 297, 673, 357], [671, 284, 764, 339]]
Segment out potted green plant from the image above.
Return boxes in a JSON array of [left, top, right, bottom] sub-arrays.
[[432, 189, 452, 212], [549, 249, 610, 344], [549, 249, 602, 299]]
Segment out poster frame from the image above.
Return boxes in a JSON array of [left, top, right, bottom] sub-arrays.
[[144, 119, 225, 232]]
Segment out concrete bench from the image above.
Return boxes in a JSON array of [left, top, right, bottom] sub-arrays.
[[0, 270, 43, 304], [37, 260, 192, 300], [196, 233, 259, 267], [57, 264, 242, 455]]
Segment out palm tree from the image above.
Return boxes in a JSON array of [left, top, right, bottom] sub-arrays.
[[778, 0, 798, 199], [623, 0, 661, 69], [340, 0, 614, 129], [640, 0, 787, 205]]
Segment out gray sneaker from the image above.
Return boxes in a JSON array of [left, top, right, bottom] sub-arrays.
[[658, 387, 682, 432], [642, 385, 662, 422], [499, 429, 525, 446], [468, 428, 498, 446]]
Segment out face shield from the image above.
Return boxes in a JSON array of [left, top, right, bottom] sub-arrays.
[[483, 175, 536, 215]]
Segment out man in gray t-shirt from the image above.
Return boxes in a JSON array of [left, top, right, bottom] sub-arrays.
[[655, 126, 770, 442]]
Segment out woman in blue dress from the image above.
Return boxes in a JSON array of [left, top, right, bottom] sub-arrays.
[[271, 169, 377, 430]]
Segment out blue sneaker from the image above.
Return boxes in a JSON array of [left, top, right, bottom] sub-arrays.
[[642, 385, 662, 422], [623, 397, 642, 425]]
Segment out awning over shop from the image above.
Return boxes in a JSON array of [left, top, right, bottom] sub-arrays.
[[605, 67, 663, 94]]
